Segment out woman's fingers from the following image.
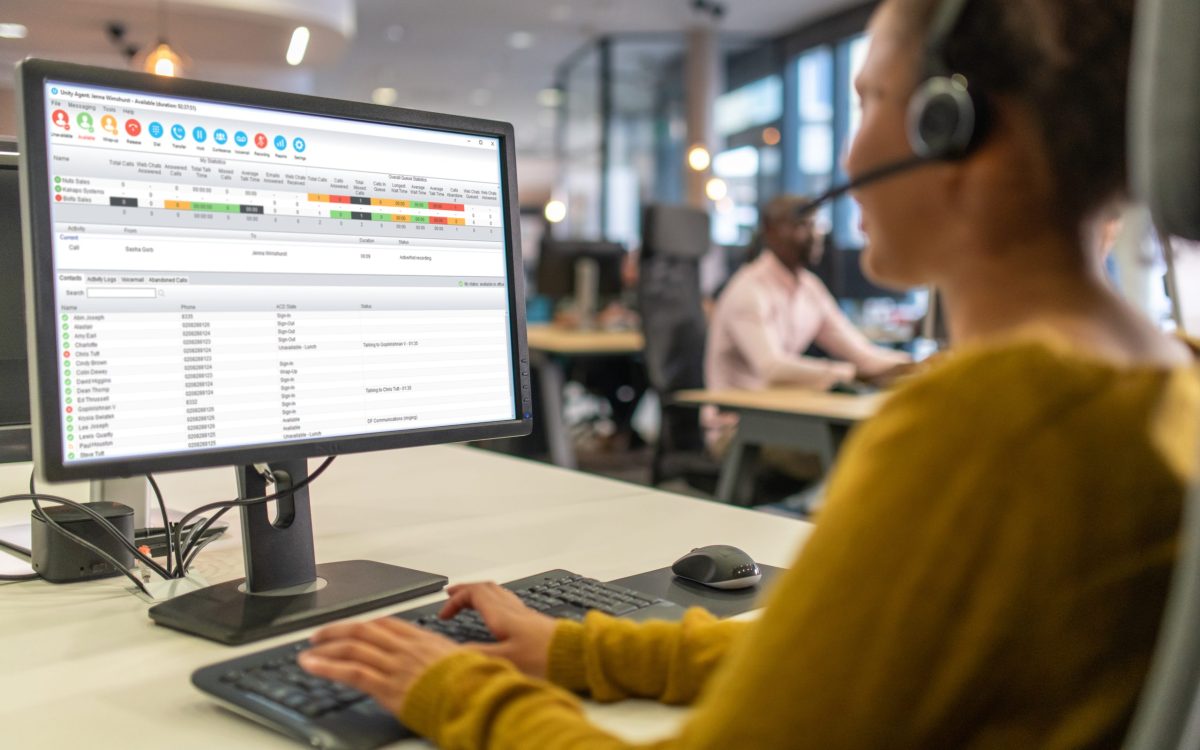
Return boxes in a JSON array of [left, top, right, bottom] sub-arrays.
[[299, 649, 390, 696]]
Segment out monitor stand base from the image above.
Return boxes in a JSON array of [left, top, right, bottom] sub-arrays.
[[148, 560, 447, 645]]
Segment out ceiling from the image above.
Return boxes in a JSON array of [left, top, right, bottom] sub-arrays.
[[0, 0, 861, 199]]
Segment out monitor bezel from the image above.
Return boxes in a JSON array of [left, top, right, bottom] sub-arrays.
[[17, 58, 532, 482], [0, 143, 33, 464]]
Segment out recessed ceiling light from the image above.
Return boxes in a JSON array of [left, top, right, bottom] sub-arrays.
[[470, 88, 491, 107], [372, 87, 398, 106], [705, 177, 728, 202], [286, 26, 310, 66], [544, 200, 567, 224], [687, 145, 711, 172], [508, 31, 534, 50], [0, 23, 27, 40], [537, 88, 563, 108], [385, 25, 404, 42]]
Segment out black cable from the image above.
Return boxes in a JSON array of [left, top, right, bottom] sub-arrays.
[[178, 508, 226, 572], [792, 155, 934, 217], [0, 537, 31, 557], [145, 474, 172, 578], [0, 539, 35, 581], [176, 514, 210, 574], [175, 457, 336, 575], [0, 493, 152, 595], [0, 573, 40, 582], [181, 530, 224, 572]]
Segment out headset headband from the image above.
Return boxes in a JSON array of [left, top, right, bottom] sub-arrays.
[[924, 0, 974, 78]]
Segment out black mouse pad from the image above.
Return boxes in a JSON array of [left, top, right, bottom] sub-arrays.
[[608, 564, 787, 619]]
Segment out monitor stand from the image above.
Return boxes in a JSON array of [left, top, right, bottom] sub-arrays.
[[147, 460, 447, 645]]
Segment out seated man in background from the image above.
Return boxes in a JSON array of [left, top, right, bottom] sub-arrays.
[[703, 195, 912, 461]]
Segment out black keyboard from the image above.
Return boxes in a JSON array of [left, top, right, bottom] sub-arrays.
[[192, 570, 688, 750]]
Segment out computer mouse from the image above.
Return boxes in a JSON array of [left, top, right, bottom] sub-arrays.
[[671, 545, 761, 590]]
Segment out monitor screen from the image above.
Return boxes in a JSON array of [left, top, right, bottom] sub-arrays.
[[20, 64, 531, 480]]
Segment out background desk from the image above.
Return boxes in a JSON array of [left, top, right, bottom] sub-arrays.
[[526, 324, 645, 469], [675, 388, 883, 504], [0, 445, 808, 749]]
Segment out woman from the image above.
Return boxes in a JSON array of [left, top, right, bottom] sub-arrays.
[[299, 0, 1200, 746]]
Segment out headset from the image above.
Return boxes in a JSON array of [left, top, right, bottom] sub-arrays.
[[794, 0, 986, 215]]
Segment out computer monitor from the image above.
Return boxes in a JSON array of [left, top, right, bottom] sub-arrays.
[[17, 59, 532, 644], [0, 140, 33, 464], [535, 239, 625, 301]]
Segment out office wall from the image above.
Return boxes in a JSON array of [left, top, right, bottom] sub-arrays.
[[0, 88, 14, 138]]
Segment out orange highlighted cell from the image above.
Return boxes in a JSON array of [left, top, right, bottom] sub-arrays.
[[165, 200, 192, 210], [308, 193, 331, 202]]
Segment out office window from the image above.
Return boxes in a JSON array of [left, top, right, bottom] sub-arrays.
[[712, 145, 761, 245], [834, 34, 870, 247], [715, 75, 783, 139], [794, 47, 834, 200]]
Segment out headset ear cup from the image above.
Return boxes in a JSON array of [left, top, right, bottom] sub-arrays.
[[907, 76, 979, 160]]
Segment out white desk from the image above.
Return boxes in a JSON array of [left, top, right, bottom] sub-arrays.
[[0, 445, 810, 748]]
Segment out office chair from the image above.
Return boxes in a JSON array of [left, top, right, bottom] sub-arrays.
[[637, 204, 718, 489], [1122, 0, 1200, 746]]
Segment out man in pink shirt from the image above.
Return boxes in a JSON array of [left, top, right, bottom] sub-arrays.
[[704, 195, 912, 466]]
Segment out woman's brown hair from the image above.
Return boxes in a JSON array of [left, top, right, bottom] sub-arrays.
[[891, 0, 1137, 223]]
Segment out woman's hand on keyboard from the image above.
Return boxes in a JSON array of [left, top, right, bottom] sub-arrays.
[[298, 618, 460, 716], [440, 582, 559, 679]]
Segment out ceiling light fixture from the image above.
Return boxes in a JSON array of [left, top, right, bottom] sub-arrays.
[[0, 23, 28, 39], [687, 145, 711, 172], [286, 26, 310, 66], [145, 42, 182, 77], [508, 31, 535, 50], [144, 1, 185, 77]]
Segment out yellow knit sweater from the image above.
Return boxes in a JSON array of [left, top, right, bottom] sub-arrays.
[[401, 337, 1200, 749]]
